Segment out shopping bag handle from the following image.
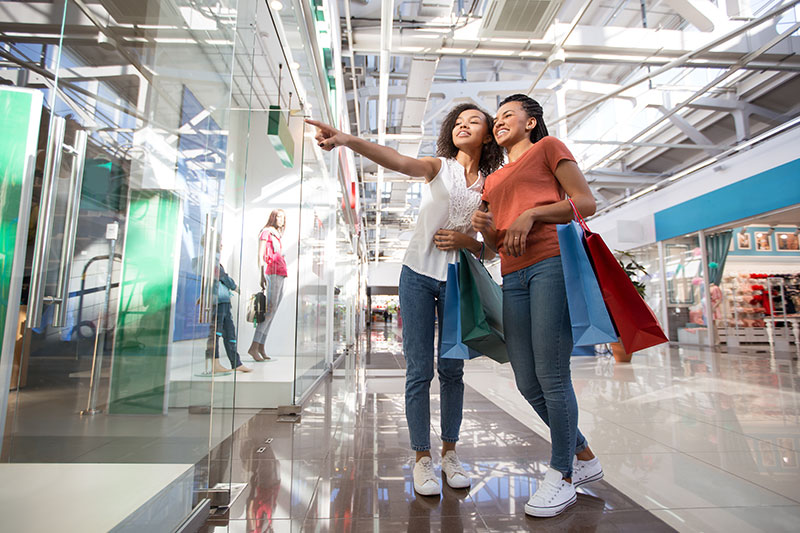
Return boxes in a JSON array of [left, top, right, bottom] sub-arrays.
[[568, 198, 591, 234]]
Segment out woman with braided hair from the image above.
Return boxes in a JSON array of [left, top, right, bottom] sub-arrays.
[[472, 94, 603, 517]]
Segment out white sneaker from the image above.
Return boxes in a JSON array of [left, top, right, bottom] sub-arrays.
[[413, 457, 440, 496], [573, 456, 603, 487], [524, 467, 576, 517], [441, 451, 470, 489]]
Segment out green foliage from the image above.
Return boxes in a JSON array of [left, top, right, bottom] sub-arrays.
[[614, 250, 648, 298]]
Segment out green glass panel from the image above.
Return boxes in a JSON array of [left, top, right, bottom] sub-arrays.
[[0, 88, 40, 366], [109, 189, 181, 414]]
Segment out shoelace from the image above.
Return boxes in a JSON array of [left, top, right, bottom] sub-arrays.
[[444, 455, 466, 476], [534, 479, 563, 504], [417, 460, 435, 479]]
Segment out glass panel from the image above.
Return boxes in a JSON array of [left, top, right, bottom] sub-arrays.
[[1, 0, 244, 518], [663, 234, 706, 343], [624, 244, 666, 329], [0, 87, 42, 432]]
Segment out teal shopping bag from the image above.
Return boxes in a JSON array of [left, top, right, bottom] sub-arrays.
[[557, 220, 618, 346], [441, 263, 480, 359], [458, 249, 509, 364]]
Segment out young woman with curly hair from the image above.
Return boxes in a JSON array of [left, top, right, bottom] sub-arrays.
[[307, 103, 503, 496]]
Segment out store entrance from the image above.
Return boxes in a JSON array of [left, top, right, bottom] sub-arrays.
[[661, 206, 800, 355], [0, 1, 242, 503]]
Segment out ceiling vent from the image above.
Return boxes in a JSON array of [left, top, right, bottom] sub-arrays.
[[478, 0, 564, 40]]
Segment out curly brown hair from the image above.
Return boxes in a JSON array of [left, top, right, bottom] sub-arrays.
[[436, 103, 504, 177]]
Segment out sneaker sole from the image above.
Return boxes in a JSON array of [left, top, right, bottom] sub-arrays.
[[574, 469, 604, 487], [524, 493, 577, 518], [414, 482, 441, 496]]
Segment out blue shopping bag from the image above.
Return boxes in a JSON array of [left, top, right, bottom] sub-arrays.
[[441, 262, 480, 360], [557, 220, 618, 346]]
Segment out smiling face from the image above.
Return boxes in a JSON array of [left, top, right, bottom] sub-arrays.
[[451, 109, 491, 151], [493, 100, 537, 148]]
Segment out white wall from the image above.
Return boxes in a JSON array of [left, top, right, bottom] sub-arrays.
[[367, 262, 403, 287], [589, 128, 800, 251]]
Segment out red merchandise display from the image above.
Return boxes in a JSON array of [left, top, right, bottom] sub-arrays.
[[569, 201, 669, 353]]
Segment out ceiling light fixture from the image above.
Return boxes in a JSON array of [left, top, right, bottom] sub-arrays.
[[270, 1, 283, 11]]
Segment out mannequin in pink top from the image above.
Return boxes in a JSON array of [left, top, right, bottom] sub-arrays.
[[248, 209, 288, 361]]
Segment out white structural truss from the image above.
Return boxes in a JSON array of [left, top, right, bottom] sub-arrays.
[[339, 0, 800, 262]]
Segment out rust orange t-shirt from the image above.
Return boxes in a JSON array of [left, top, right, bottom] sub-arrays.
[[482, 136, 575, 276]]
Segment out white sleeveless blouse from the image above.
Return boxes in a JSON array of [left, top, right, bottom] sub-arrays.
[[402, 157, 484, 281]]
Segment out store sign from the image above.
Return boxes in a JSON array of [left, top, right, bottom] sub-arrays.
[[654, 158, 800, 241], [267, 105, 295, 167]]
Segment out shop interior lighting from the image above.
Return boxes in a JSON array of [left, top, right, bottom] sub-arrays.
[[270, 1, 284, 10]]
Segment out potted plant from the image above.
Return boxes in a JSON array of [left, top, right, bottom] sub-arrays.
[[610, 250, 648, 363]]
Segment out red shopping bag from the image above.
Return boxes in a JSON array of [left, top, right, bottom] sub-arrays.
[[569, 200, 668, 353]]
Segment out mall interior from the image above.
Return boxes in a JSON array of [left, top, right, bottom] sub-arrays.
[[1, 0, 799, 531]]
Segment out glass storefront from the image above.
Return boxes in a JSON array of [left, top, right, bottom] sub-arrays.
[[0, 0, 359, 526]]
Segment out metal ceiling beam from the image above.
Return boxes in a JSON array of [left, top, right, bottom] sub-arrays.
[[553, 0, 800, 126], [375, 0, 394, 263], [349, 18, 800, 67], [587, 18, 800, 171]]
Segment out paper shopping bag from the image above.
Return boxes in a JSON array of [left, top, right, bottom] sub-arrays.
[[557, 220, 618, 346], [441, 263, 481, 360], [458, 249, 509, 364]]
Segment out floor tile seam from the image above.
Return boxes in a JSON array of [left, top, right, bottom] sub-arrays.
[[588, 409, 771, 454], [573, 407, 684, 453], [645, 503, 800, 510], [677, 450, 800, 505], [689, 419, 800, 453]]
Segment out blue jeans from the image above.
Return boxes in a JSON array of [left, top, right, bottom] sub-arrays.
[[399, 265, 464, 452], [502, 256, 588, 478], [209, 302, 243, 368]]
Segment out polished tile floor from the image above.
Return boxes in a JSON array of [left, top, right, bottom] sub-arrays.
[[202, 323, 685, 532], [465, 343, 800, 532]]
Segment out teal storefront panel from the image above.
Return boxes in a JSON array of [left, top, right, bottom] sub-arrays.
[[654, 159, 800, 241]]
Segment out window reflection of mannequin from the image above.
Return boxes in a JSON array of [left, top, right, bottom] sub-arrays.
[[239, 425, 281, 533], [248, 210, 287, 362]]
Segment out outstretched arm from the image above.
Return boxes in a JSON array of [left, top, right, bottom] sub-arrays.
[[305, 119, 441, 182]]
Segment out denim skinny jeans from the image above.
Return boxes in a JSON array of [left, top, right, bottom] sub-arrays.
[[502, 256, 588, 478], [399, 265, 464, 451]]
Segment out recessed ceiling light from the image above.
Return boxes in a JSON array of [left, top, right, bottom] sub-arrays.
[[270, 1, 283, 10], [290, 61, 300, 70]]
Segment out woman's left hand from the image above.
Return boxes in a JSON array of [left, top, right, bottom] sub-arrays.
[[433, 229, 470, 251], [504, 211, 535, 257]]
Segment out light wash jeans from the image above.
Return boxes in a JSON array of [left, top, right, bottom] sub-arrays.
[[253, 274, 285, 344], [502, 256, 588, 478], [398, 265, 464, 451]]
